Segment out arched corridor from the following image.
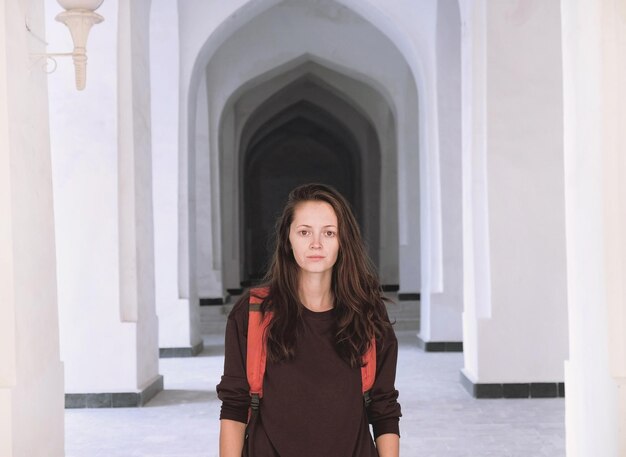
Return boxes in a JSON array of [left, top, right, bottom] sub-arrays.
[[239, 88, 374, 282], [2, 0, 626, 456]]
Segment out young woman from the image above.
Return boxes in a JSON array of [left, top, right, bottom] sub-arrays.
[[217, 183, 401, 457]]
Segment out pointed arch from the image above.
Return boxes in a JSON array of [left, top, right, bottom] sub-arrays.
[[180, 0, 429, 297]]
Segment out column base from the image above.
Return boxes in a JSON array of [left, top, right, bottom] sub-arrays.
[[416, 336, 463, 352], [227, 288, 244, 296], [397, 293, 421, 301], [159, 340, 204, 358], [460, 370, 565, 398], [199, 296, 229, 306], [65, 375, 164, 408]]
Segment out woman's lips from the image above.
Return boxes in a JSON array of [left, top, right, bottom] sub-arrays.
[[306, 256, 325, 260]]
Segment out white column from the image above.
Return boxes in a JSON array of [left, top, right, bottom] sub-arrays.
[[460, 0, 569, 393], [150, 0, 202, 355], [195, 71, 223, 299], [117, 0, 160, 385], [397, 101, 422, 297], [175, 2, 203, 354], [0, 0, 64, 454], [47, 0, 161, 404], [419, 0, 464, 349], [562, 0, 626, 455], [459, 0, 491, 380]]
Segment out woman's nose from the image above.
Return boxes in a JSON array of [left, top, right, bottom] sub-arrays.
[[310, 236, 322, 249]]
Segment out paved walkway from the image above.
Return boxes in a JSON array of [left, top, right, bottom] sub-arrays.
[[65, 301, 565, 457]]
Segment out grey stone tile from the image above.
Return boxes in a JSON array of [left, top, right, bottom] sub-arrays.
[[85, 393, 112, 408], [111, 392, 139, 407]]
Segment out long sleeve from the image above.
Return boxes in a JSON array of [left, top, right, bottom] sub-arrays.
[[366, 322, 402, 439], [216, 294, 251, 424]]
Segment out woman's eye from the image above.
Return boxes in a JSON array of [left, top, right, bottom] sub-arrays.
[[299, 230, 310, 236], [325, 231, 336, 237]]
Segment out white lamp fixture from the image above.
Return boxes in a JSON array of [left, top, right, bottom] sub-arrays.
[[54, 0, 104, 90]]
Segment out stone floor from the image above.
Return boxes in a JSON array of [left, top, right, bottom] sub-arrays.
[[65, 299, 565, 457]]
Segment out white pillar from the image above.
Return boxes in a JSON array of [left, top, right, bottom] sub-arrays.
[[195, 70, 223, 299], [0, 0, 64, 454], [397, 100, 422, 297], [176, 2, 203, 354], [150, 0, 202, 356], [562, 0, 626, 455], [460, 0, 569, 396], [419, 0, 464, 350], [47, 0, 162, 406]]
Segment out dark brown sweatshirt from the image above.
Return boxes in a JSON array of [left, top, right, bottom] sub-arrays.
[[216, 293, 401, 457]]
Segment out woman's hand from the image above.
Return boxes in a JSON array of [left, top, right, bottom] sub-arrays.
[[376, 433, 399, 457], [219, 419, 246, 457]]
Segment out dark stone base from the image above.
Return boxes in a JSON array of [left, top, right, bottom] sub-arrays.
[[227, 287, 244, 296], [159, 340, 204, 358], [398, 293, 421, 301], [460, 370, 565, 399], [200, 296, 228, 306], [65, 375, 164, 408], [416, 336, 463, 352], [381, 284, 399, 292]]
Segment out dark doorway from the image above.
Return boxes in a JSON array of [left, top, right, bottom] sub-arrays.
[[242, 104, 361, 282]]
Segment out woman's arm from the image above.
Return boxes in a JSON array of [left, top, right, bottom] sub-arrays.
[[219, 419, 246, 457], [376, 432, 399, 457], [366, 317, 402, 446], [216, 295, 252, 455]]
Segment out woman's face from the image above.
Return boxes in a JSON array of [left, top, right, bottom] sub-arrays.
[[288, 200, 340, 276]]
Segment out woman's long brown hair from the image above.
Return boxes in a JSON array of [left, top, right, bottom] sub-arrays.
[[257, 183, 391, 368]]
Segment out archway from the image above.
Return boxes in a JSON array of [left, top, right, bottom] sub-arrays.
[[212, 59, 392, 292], [183, 0, 423, 298], [222, 66, 386, 289]]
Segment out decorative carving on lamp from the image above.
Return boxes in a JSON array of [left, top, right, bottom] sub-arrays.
[[28, 1, 104, 90], [54, 0, 104, 90]]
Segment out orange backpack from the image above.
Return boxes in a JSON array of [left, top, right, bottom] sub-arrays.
[[246, 286, 377, 418]]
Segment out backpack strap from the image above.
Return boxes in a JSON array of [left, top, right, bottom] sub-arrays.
[[361, 338, 377, 407], [246, 286, 377, 411], [246, 286, 271, 415]]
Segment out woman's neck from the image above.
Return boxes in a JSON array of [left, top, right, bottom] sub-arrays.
[[298, 272, 334, 312]]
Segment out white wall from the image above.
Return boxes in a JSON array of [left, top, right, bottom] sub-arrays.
[[0, 0, 64, 455], [562, 0, 626, 455], [461, 0, 568, 383], [47, 0, 160, 392]]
